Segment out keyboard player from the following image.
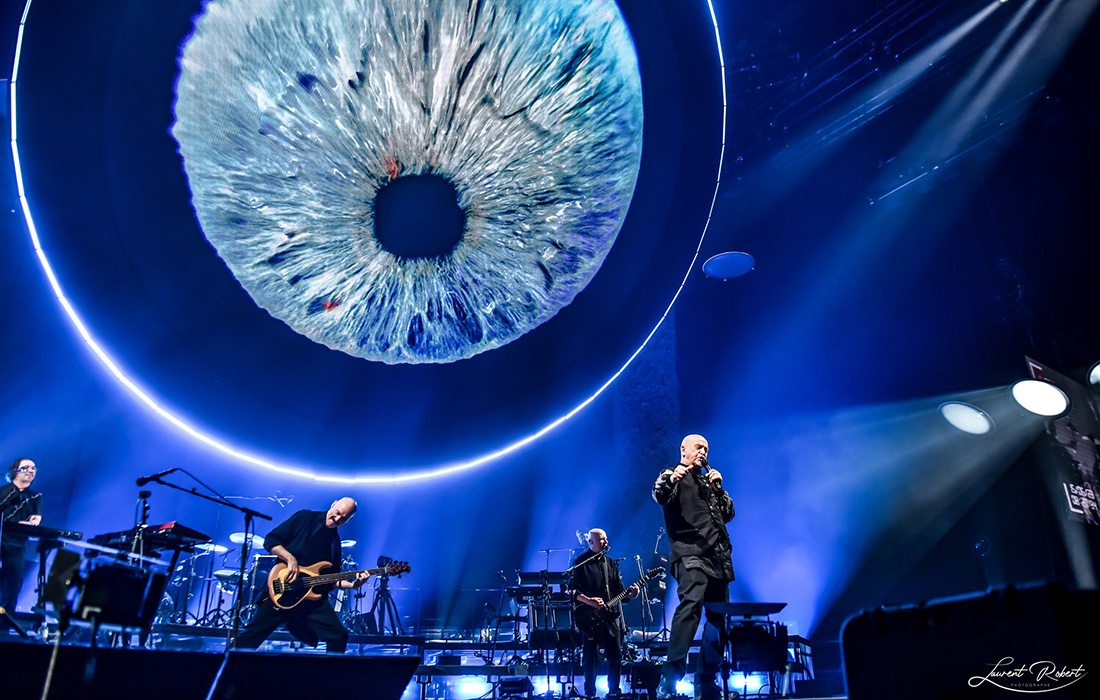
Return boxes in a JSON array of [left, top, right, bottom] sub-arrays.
[[1, 457, 43, 625]]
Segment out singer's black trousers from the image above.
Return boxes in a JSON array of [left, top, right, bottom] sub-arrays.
[[663, 562, 728, 683]]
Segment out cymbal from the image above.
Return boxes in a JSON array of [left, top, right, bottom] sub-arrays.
[[195, 543, 228, 553], [340, 539, 357, 547], [229, 532, 264, 547], [213, 569, 239, 586]]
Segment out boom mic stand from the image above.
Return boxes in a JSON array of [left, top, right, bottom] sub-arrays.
[[133, 470, 271, 648]]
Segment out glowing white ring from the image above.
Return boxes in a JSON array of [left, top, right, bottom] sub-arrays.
[[9, 0, 727, 484]]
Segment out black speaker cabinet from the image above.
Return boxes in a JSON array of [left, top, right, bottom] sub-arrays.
[[842, 583, 1097, 699]]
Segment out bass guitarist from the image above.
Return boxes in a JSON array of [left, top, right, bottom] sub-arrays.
[[571, 528, 639, 699], [235, 497, 368, 653]]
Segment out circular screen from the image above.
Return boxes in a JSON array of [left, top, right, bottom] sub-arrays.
[[11, 0, 724, 478], [173, 0, 644, 364]]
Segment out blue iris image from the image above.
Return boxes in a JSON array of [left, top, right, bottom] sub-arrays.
[[173, 0, 643, 364]]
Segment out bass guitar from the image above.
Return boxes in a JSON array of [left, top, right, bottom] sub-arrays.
[[574, 566, 663, 637], [267, 560, 411, 610]]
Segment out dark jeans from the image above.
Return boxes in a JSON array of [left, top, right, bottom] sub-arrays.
[[663, 564, 728, 683], [234, 599, 349, 653], [0, 545, 28, 614], [581, 622, 624, 696]]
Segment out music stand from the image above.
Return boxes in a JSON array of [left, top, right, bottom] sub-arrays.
[[703, 603, 789, 699]]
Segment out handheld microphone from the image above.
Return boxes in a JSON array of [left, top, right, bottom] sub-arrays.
[[135, 468, 179, 486]]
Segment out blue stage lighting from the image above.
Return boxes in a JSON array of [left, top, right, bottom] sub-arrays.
[[456, 678, 492, 698]]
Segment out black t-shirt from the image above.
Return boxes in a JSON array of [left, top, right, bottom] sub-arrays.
[[1, 484, 43, 551], [263, 509, 342, 573]]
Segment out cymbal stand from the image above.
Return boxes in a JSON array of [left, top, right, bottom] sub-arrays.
[[536, 569, 559, 697], [483, 570, 509, 665], [333, 553, 357, 623]]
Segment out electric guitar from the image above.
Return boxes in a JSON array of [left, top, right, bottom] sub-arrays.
[[267, 560, 411, 610], [573, 566, 664, 637]]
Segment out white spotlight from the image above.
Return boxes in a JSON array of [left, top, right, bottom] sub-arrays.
[[1088, 361, 1100, 388], [1010, 379, 1070, 418], [938, 401, 995, 435]]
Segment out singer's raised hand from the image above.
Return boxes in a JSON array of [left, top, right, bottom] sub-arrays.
[[707, 469, 723, 489]]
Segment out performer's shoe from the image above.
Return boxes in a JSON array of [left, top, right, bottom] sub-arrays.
[[656, 677, 678, 700], [693, 674, 732, 700]]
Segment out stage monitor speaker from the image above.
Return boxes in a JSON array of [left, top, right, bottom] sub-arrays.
[[842, 583, 1097, 699], [78, 563, 168, 629], [0, 643, 420, 700], [729, 622, 788, 673]]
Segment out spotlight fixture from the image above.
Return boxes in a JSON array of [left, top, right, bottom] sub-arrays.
[[1088, 361, 1100, 388], [938, 401, 995, 435], [702, 251, 755, 280], [1009, 379, 1070, 418]]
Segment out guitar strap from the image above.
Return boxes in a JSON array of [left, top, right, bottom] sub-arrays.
[[600, 556, 612, 601]]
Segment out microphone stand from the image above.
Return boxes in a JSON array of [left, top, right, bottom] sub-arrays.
[[139, 474, 271, 648], [652, 529, 671, 643]]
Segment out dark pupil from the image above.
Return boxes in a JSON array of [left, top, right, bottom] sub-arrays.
[[372, 174, 466, 259]]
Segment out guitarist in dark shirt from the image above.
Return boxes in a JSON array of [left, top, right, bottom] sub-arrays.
[[571, 528, 639, 698], [234, 497, 368, 652]]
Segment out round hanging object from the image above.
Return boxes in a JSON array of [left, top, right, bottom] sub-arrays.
[[702, 251, 755, 280]]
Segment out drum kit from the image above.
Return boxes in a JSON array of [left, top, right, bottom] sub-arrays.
[[156, 534, 370, 629]]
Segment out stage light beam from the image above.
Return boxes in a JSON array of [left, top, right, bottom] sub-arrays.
[[938, 401, 996, 435]]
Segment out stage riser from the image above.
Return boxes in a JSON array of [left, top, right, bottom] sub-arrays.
[[0, 642, 419, 700]]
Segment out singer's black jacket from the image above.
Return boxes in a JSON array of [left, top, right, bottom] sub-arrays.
[[652, 465, 735, 572]]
